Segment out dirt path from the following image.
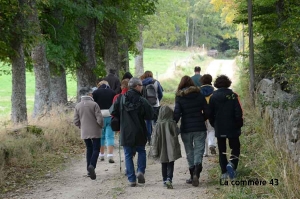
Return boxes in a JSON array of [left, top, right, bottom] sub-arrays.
[[3, 137, 216, 199], [2, 58, 238, 199], [204, 59, 237, 86]]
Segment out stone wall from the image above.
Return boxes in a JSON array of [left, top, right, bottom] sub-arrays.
[[257, 79, 300, 166]]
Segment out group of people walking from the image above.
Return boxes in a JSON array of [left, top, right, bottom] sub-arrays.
[[73, 66, 243, 189]]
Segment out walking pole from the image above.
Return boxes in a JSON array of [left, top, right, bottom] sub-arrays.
[[119, 132, 121, 173]]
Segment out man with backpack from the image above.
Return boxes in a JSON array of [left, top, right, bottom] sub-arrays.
[[141, 71, 164, 145], [109, 77, 154, 187]]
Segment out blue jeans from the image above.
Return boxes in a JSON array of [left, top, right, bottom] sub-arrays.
[[145, 120, 153, 139], [84, 138, 101, 171], [123, 146, 146, 182], [101, 117, 115, 146], [181, 131, 206, 168]]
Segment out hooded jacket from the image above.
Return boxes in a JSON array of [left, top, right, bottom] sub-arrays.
[[142, 77, 163, 107], [110, 88, 154, 146], [209, 88, 243, 138], [174, 86, 209, 133], [151, 106, 182, 163], [200, 84, 214, 99]]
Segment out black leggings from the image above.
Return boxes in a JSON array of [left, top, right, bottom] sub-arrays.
[[217, 137, 240, 174], [161, 161, 174, 181]]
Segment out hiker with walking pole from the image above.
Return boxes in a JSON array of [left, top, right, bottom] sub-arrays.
[[110, 77, 154, 187]]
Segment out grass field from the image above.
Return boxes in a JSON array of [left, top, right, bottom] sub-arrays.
[[0, 48, 198, 119]]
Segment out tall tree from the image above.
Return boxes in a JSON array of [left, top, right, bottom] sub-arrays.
[[0, 0, 34, 123], [76, 18, 97, 100], [248, 0, 255, 105], [134, 25, 144, 77], [103, 21, 119, 75], [30, 0, 51, 118]]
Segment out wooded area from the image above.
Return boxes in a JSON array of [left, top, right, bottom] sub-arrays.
[[1, 0, 299, 123]]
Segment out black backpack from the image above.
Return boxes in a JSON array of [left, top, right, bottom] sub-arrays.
[[142, 80, 157, 105]]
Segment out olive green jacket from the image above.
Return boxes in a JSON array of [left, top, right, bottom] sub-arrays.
[[151, 106, 182, 163]]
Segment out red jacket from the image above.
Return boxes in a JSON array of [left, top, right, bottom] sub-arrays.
[[112, 88, 129, 103]]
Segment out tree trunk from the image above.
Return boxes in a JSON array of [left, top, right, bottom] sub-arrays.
[[135, 25, 144, 77], [50, 64, 67, 106], [76, 19, 97, 101], [248, 0, 255, 106], [10, 42, 27, 123], [191, 18, 195, 46], [185, 16, 190, 47], [32, 43, 51, 118], [119, 38, 129, 72], [103, 21, 119, 75]]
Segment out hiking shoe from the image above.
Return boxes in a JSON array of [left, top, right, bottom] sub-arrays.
[[108, 158, 115, 163], [99, 155, 104, 161], [137, 172, 145, 184], [129, 181, 137, 187], [209, 146, 217, 155], [165, 179, 173, 189], [220, 173, 228, 180], [87, 165, 96, 180], [226, 162, 236, 179]]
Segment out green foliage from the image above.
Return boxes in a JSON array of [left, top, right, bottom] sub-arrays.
[[233, 0, 300, 92], [0, 0, 37, 61], [143, 0, 188, 47]]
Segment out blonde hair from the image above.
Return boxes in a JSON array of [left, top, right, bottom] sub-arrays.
[[97, 80, 109, 88], [121, 79, 129, 89]]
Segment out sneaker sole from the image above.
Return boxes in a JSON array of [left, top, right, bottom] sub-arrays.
[[87, 165, 96, 180], [226, 164, 235, 179], [137, 173, 145, 184]]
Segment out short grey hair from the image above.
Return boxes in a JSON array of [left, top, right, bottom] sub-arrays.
[[79, 87, 93, 96], [128, 77, 142, 88]]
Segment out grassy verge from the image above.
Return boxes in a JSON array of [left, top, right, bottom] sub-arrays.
[[0, 107, 84, 193], [208, 58, 300, 198]]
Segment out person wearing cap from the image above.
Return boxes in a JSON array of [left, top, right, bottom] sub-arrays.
[[191, 66, 202, 87], [103, 69, 121, 93], [74, 87, 104, 180]]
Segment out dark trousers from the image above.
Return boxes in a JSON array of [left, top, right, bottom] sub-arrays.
[[217, 137, 240, 174], [146, 107, 160, 140], [84, 138, 101, 171], [161, 161, 174, 182]]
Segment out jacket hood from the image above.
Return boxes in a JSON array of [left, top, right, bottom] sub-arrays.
[[142, 77, 154, 85], [157, 106, 174, 122], [200, 85, 214, 97], [124, 88, 143, 111], [213, 88, 236, 102], [176, 86, 200, 98]]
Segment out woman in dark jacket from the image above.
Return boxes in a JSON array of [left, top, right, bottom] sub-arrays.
[[174, 76, 209, 187], [209, 75, 243, 180]]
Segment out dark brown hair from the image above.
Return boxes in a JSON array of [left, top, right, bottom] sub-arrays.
[[214, 75, 232, 88], [177, 75, 195, 91], [194, 66, 201, 72], [200, 74, 213, 85]]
